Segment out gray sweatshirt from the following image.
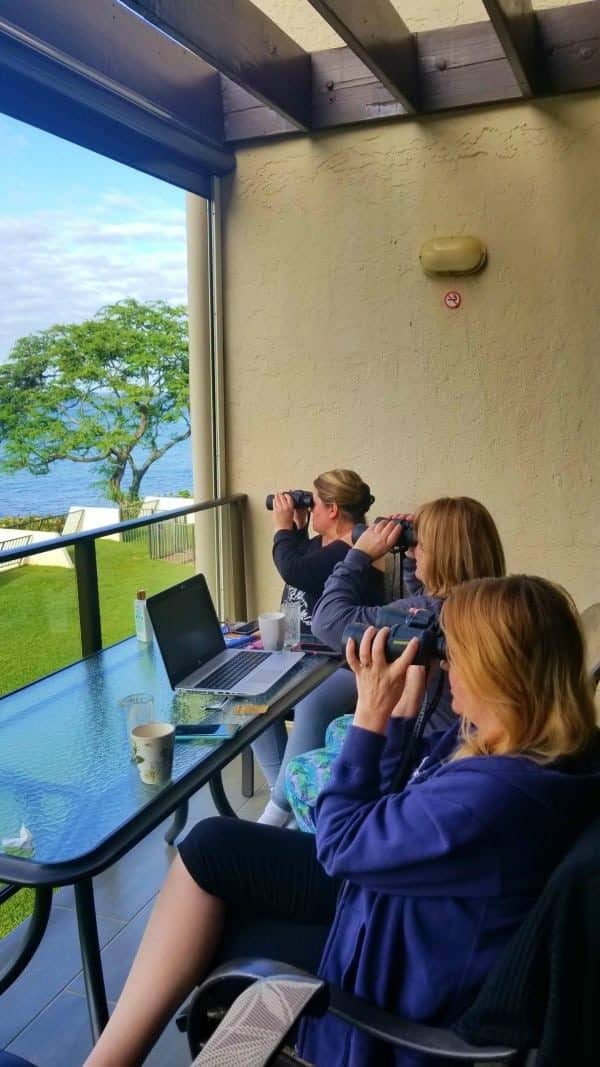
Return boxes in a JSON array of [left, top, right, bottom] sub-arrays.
[[311, 549, 454, 731]]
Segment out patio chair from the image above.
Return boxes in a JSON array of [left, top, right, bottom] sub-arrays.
[[181, 813, 600, 1066]]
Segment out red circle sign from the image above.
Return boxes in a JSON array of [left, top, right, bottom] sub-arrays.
[[444, 290, 461, 309]]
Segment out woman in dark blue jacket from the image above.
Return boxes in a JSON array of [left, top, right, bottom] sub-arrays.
[[85, 576, 600, 1067], [255, 469, 384, 826]]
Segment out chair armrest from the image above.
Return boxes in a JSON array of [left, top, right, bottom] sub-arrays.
[[187, 957, 520, 1063]]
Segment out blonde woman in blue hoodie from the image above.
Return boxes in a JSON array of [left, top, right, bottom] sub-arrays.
[[85, 576, 599, 1067]]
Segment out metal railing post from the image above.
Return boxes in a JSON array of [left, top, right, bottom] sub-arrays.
[[229, 498, 247, 621], [74, 540, 102, 656]]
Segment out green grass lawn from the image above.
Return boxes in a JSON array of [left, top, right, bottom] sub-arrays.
[[0, 535, 193, 695], [0, 536, 193, 937], [0, 887, 36, 939]]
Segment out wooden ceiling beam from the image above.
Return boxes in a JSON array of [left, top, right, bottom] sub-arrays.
[[480, 1, 540, 96], [0, 0, 234, 194], [305, 0, 418, 113], [119, 0, 312, 131], [222, 2, 600, 142]]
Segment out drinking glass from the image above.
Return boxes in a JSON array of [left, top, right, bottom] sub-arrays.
[[281, 601, 302, 650], [119, 693, 156, 758]]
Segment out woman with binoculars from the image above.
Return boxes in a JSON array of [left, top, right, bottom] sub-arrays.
[[254, 469, 385, 826], [269, 469, 381, 633], [285, 496, 506, 830], [85, 575, 600, 1067]]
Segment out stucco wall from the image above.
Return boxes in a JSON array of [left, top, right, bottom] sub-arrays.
[[220, 93, 599, 615], [253, 1, 582, 45]]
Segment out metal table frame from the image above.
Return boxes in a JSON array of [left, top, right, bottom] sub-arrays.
[[0, 653, 339, 1039]]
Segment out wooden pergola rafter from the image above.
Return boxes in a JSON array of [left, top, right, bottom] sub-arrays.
[[0, 1, 599, 190], [120, 0, 600, 143]]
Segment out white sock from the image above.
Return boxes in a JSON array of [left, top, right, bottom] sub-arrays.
[[257, 799, 296, 827]]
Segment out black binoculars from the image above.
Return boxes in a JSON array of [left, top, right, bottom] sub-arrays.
[[266, 490, 314, 510], [351, 517, 417, 552], [342, 607, 446, 667]]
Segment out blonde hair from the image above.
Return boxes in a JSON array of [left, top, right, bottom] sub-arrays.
[[313, 469, 374, 523], [414, 497, 505, 597], [441, 575, 597, 762]]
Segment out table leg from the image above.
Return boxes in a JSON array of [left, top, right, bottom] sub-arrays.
[[241, 746, 254, 797], [209, 770, 237, 817], [0, 886, 52, 995], [74, 877, 109, 1040], [164, 800, 189, 845]]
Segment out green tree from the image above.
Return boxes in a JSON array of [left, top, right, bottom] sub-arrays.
[[0, 299, 190, 503]]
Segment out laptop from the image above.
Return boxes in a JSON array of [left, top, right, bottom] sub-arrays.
[[146, 574, 304, 696]]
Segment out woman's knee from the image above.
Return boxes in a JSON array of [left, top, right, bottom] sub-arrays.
[[181, 815, 234, 856], [178, 816, 243, 891]]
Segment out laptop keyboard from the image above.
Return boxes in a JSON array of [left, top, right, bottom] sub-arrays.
[[195, 651, 271, 690]]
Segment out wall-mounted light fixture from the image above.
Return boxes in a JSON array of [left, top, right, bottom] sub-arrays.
[[420, 236, 487, 276]]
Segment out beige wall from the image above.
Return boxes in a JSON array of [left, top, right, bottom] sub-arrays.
[[253, 1, 583, 45], [220, 92, 600, 615]]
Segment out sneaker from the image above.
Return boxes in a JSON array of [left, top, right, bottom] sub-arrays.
[[257, 799, 296, 828]]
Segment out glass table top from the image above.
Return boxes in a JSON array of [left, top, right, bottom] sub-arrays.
[[0, 639, 334, 868]]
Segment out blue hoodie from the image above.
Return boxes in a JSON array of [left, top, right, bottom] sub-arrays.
[[296, 719, 600, 1066]]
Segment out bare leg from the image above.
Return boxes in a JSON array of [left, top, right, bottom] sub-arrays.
[[84, 855, 225, 1067]]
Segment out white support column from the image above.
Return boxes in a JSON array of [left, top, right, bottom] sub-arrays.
[[185, 190, 218, 600]]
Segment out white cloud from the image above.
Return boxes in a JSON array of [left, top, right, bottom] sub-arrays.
[[0, 191, 187, 359]]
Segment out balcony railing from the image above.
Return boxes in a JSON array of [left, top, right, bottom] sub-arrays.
[[0, 493, 249, 961], [0, 493, 248, 661]]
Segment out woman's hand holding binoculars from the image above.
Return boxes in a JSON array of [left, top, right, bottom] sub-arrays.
[[271, 491, 309, 531], [347, 626, 427, 736], [353, 517, 405, 561]]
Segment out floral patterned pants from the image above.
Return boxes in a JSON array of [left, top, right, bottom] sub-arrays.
[[284, 714, 353, 832]]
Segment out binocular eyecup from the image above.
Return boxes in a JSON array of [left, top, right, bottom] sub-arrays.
[[266, 490, 314, 511], [342, 608, 446, 667], [351, 517, 417, 552]]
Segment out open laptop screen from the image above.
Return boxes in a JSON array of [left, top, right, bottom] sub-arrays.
[[147, 575, 225, 688]]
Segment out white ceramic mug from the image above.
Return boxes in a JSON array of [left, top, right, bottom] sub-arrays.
[[131, 722, 175, 785], [258, 611, 286, 651]]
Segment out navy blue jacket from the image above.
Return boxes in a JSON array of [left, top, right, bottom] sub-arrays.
[[273, 529, 384, 631], [297, 720, 600, 1066]]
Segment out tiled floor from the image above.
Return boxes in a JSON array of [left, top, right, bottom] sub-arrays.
[[0, 758, 269, 1066]]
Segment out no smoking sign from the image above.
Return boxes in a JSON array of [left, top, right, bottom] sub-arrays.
[[444, 290, 461, 310]]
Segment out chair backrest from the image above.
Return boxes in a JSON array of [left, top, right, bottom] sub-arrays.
[[383, 551, 404, 601], [458, 812, 600, 1064]]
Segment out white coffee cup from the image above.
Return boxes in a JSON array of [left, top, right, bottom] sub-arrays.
[[258, 611, 286, 651], [131, 722, 175, 785]]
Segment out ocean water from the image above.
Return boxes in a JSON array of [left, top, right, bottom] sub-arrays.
[[0, 436, 193, 516]]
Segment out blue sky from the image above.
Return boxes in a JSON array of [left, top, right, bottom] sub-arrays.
[[0, 113, 187, 360]]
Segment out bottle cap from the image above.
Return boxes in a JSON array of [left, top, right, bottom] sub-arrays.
[[136, 589, 146, 600]]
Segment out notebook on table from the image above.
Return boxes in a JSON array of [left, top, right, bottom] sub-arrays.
[[146, 574, 304, 696]]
